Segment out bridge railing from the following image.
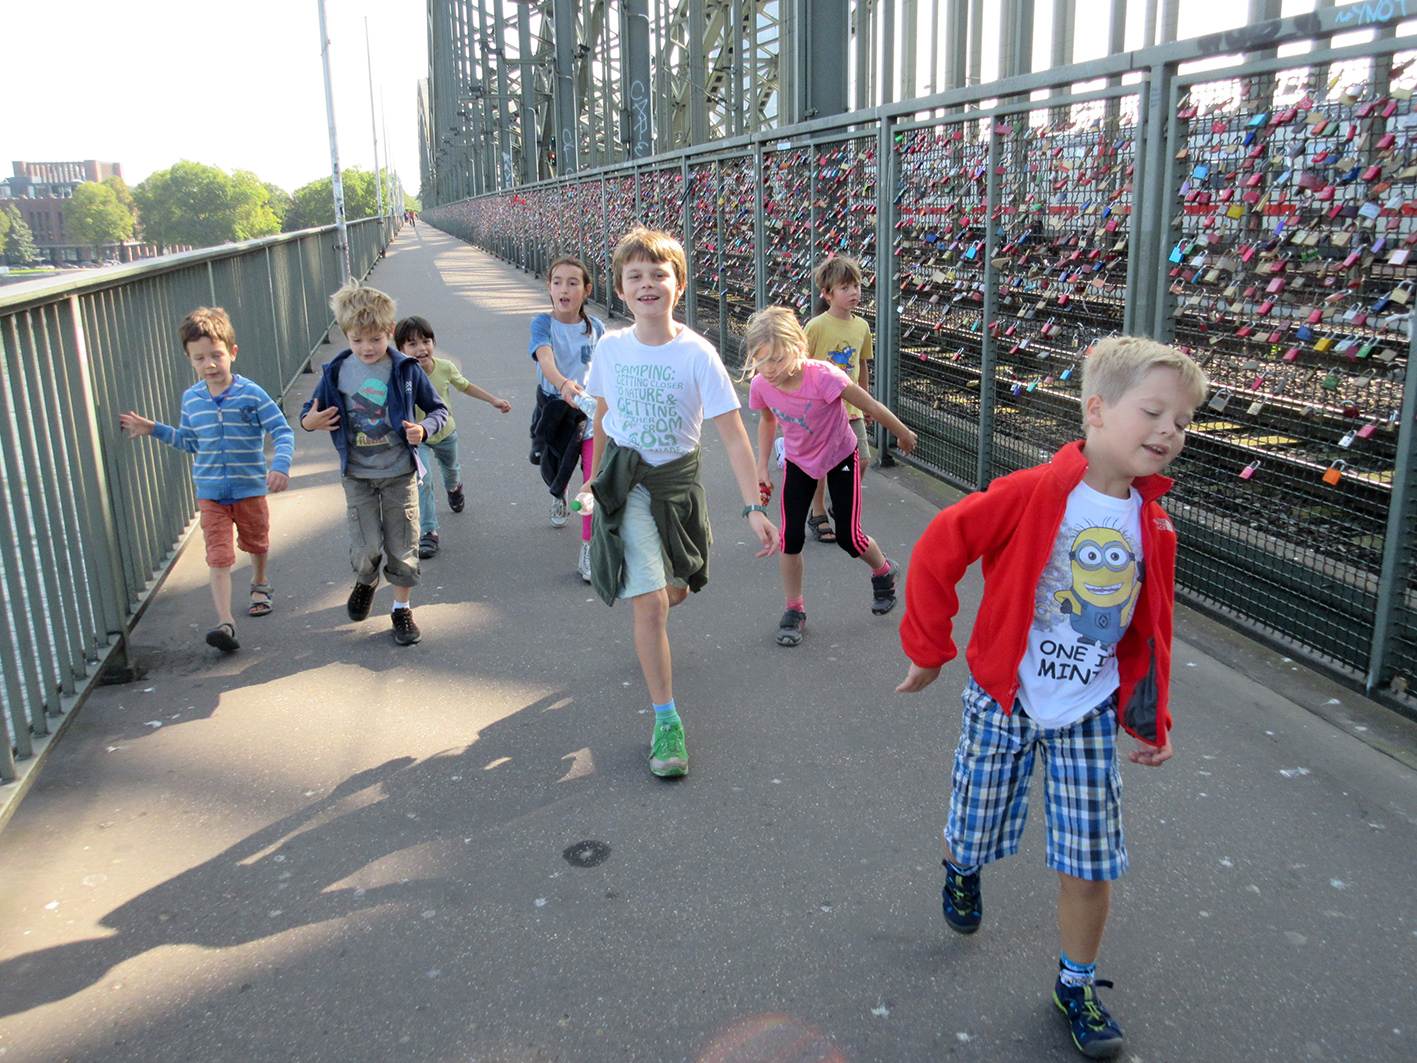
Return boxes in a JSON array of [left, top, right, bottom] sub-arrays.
[[429, 9, 1417, 718], [0, 215, 396, 785]]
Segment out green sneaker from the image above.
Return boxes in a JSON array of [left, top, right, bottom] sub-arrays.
[[649, 718, 688, 777]]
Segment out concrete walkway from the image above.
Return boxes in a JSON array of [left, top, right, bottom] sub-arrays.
[[1, 227, 1415, 1063]]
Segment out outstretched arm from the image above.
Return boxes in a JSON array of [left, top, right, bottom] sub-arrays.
[[840, 383, 917, 456], [711, 409, 778, 558], [119, 411, 155, 437], [458, 380, 511, 413]]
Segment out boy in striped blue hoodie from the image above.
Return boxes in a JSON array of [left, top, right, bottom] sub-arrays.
[[121, 307, 294, 653]]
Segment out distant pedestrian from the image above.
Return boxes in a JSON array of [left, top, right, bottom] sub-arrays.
[[299, 281, 447, 646], [527, 255, 604, 581], [397, 314, 510, 559], [896, 337, 1209, 1059], [744, 307, 916, 647], [120, 307, 293, 653]]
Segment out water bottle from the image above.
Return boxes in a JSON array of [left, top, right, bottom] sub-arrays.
[[574, 392, 598, 420], [571, 490, 595, 515]]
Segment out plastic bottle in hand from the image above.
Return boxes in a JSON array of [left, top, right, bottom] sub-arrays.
[[571, 490, 595, 515]]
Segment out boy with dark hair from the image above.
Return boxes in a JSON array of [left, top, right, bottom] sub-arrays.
[[120, 307, 294, 652], [300, 280, 447, 645], [896, 337, 1208, 1059]]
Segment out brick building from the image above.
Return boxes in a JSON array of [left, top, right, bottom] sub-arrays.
[[0, 160, 161, 265]]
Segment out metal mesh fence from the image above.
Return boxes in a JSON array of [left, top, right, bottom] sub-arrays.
[[425, 30, 1417, 714]]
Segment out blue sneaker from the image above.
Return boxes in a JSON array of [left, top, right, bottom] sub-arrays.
[[1054, 975, 1125, 1059], [941, 859, 981, 934]]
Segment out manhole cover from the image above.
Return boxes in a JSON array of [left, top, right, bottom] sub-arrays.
[[562, 840, 611, 868]]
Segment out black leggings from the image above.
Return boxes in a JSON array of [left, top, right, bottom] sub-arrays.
[[779, 451, 871, 557]]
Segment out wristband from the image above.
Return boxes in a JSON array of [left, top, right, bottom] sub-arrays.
[[742, 504, 768, 518]]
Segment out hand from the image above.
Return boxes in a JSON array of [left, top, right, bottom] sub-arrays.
[[402, 420, 425, 445], [492, 397, 511, 413], [302, 399, 340, 432], [747, 510, 779, 558], [1128, 736, 1173, 767], [267, 470, 289, 493], [895, 663, 941, 693], [559, 379, 585, 400], [896, 427, 918, 456], [119, 411, 154, 437], [757, 478, 773, 506]]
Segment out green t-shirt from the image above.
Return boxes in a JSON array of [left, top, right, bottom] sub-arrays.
[[804, 312, 873, 420], [415, 357, 470, 445]]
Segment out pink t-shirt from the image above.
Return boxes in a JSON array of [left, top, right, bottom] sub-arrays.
[[749, 360, 859, 479]]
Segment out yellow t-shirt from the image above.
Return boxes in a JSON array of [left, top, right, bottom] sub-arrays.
[[804, 312, 873, 420]]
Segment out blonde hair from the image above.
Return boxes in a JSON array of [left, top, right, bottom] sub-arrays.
[[741, 306, 808, 380], [178, 306, 236, 351], [1082, 336, 1209, 417], [330, 279, 397, 339], [813, 255, 862, 293], [611, 227, 688, 296]]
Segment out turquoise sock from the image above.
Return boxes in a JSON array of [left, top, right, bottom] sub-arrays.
[[1060, 950, 1096, 987], [653, 699, 680, 726]]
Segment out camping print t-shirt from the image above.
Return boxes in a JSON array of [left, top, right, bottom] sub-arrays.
[[1016, 481, 1144, 728]]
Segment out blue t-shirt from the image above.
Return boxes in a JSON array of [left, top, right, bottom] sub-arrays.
[[529, 312, 605, 395]]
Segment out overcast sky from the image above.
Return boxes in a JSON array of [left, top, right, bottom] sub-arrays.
[[1, 0, 1351, 200]]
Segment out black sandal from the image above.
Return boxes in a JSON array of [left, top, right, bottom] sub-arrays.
[[205, 623, 240, 652], [807, 514, 837, 544]]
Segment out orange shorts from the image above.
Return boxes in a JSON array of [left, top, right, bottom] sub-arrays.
[[198, 497, 270, 569]]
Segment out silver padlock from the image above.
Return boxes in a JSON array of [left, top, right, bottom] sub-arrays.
[[1208, 388, 1232, 412], [1339, 430, 1357, 448]]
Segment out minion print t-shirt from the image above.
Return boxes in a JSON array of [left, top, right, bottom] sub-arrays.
[[1016, 481, 1144, 728]]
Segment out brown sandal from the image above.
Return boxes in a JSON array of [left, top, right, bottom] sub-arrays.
[[807, 514, 837, 544]]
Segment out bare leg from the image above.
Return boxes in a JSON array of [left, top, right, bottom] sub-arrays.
[[780, 552, 804, 603], [209, 565, 234, 626], [1057, 872, 1111, 965], [250, 552, 269, 587], [393, 585, 412, 606], [632, 588, 673, 703], [859, 537, 886, 571], [810, 477, 829, 519]]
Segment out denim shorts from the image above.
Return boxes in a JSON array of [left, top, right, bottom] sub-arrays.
[[945, 677, 1127, 881]]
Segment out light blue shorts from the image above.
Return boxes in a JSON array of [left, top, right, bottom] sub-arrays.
[[617, 486, 687, 599]]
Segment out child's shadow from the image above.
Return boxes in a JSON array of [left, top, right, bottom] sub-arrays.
[[0, 691, 591, 1018]]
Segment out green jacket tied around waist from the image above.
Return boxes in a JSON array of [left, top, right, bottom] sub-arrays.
[[588, 440, 712, 606]]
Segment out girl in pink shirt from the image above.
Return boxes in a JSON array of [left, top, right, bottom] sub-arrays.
[[748, 307, 918, 646]]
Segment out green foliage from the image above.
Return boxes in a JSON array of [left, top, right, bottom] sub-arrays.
[[284, 167, 391, 232], [133, 161, 281, 249], [3, 204, 39, 265], [102, 175, 136, 215], [65, 181, 135, 253], [262, 182, 292, 227], [0, 205, 10, 245]]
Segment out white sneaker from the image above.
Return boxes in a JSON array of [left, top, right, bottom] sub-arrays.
[[577, 541, 592, 582], [549, 495, 568, 528]]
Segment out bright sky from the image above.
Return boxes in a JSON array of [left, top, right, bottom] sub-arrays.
[[1, 0, 1349, 200], [3, 0, 428, 196]]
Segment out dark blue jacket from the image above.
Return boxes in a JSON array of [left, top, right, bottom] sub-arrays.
[[300, 348, 449, 478]]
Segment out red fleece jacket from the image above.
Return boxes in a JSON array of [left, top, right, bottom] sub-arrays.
[[900, 441, 1176, 747]]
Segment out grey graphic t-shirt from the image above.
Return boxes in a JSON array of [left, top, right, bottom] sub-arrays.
[[338, 357, 414, 479]]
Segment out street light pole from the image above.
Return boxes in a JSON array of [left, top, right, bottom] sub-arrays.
[[318, 0, 351, 279], [366, 17, 386, 223]]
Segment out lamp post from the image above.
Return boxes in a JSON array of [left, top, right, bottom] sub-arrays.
[[317, 0, 351, 280]]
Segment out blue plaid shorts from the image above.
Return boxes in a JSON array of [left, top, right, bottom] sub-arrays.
[[944, 677, 1127, 881]]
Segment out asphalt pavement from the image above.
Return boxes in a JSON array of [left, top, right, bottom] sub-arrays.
[[1, 226, 1414, 1063]]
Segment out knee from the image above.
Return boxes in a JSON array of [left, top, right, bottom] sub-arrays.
[[633, 589, 670, 626], [1058, 872, 1110, 903], [666, 585, 689, 608]]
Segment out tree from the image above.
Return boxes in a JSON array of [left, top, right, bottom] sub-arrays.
[[65, 181, 135, 257], [133, 161, 282, 249], [3, 205, 39, 266], [262, 181, 292, 228], [284, 167, 389, 232]]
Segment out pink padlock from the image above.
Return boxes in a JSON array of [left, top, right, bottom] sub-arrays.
[[1239, 461, 1260, 480]]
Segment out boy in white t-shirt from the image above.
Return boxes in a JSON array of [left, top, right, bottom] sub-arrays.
[[895, 337, 1208, 1059], [584, 228, 778, 778]]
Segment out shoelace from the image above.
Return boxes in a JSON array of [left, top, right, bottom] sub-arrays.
[[944, 871, 977, 909], [1065, 980, 1116, 1029]]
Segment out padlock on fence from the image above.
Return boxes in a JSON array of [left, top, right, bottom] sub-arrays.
[[1239, 460, 1261, 480], [1322, 460, 1349, 485], [1339, 430, 1357, 448], [1208, 388, 1232, 412]]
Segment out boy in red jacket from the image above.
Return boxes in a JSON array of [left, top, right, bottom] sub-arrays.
[[896, 337, 1207, 1059]]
